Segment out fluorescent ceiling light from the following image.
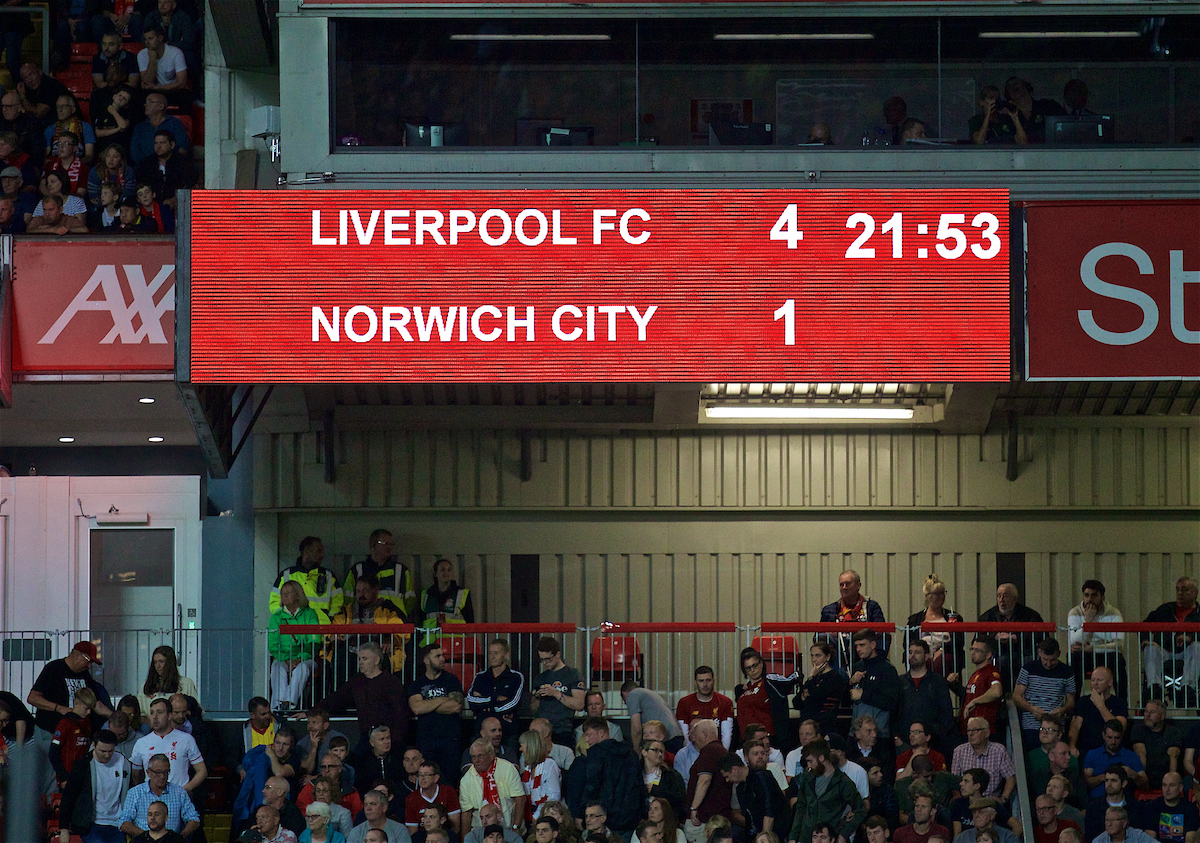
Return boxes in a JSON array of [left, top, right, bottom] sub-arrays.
[[451, 34, 611, 41], [979, 30, 1140, 38], [139, 397, 155, 404], [715, 33, 874, 41], [705, 405, 915, 420], [148, 436, 164, 443], [58, 436, 75, 443]]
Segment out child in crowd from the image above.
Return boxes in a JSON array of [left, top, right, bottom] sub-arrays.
[[95, 180, 121, 229]]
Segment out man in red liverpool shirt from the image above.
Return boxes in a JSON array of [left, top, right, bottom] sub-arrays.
[[676, 666, 734, 750], [961, 637, 1003, 736]]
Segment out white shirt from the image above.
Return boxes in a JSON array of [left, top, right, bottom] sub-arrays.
[[522, 758, 562, 819], [784, 747, 805, 780], [839, 758, 870, 798], [137, 44, 187, 86], [548, 742, 574, 772], [92, 753, 128, 825], [130, 727, 204, 787], [1067, 602, 1125, 650]]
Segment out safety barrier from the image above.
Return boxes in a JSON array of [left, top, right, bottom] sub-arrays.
[[2, 621, 1196, 720], [0, 627, 261, 718]]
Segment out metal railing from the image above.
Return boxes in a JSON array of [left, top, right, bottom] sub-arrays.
[[0, 628, 262, 718], [2, 621, 1197, 722]]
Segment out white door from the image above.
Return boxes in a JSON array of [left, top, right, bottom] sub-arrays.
[[73, 478, 202, 709], [0, 476, 201, 714]]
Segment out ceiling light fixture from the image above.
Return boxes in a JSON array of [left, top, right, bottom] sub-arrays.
[[978, 30, 1140, 39], [715, 33, 874, 41], [58, 436, 75, 443], [704, 405, 916, 420], [139, 397, 155, 404], [451, 33, 611, 41], [148, 436, 164, 443]]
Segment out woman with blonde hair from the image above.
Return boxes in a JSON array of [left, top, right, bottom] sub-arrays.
[[268, 578, 329, 710], [640, 739, 685, 817], [905, 573, 965, 679], [702, 815, 731, 843], [519, 728, 562, 822]]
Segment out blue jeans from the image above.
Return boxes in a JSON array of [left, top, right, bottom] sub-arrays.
[[83, 825, 128, 843]]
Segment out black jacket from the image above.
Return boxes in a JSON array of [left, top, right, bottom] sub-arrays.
[[647, 765, 687, 817], [572, 738, 644, 832], [59, 750, 133, 833]]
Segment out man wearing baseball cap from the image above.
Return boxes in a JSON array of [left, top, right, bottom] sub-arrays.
[[0, 164, 36, 226], [27, 641, 114, 761]]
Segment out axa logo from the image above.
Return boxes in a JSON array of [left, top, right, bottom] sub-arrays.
[[38, 264, 176, 345]]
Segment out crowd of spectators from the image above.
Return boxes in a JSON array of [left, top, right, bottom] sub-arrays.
[[0, 540, 1197, 843], [0, 1, 200, 237]]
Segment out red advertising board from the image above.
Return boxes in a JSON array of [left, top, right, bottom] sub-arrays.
[[11, 239, 175, 374], [187, 189, 1010, 384], [1026, 201, 1200, 380]]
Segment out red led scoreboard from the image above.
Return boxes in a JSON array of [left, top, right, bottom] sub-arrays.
[[185, 189, 1010, 383]]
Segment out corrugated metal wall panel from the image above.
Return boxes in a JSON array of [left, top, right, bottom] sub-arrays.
[[536, 550, 1006, 677], [1026, 551, 1197, 643], [255, 427, 1200, 511]]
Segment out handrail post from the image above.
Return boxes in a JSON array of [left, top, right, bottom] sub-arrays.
[[1007, 697, 1032, 843]]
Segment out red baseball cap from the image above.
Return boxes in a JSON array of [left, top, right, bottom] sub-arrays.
[[72, 641, 102, 665]]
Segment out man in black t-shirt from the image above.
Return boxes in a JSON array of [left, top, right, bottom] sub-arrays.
[[408, 643, 464, 786], [531, 636, 586, 746], [1141, 773, 1199, 843], [27, 642, 113, 738], [92, 32, 142, 89]]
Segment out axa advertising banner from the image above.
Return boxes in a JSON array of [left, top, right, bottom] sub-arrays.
[[187, 189, 1011, 384], [11, 239, 175, 374], [1026, 201, 1200, 380]]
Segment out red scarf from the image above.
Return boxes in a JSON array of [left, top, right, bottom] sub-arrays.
[[837, 596, 867, 623], [480, 759, 500, 807]]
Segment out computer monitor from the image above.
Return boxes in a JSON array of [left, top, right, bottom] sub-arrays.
[[1045, 115, 1114, 145], [541, 126, 595, 146], [404, 123, 468, 147], [708, 121, 774, 146]]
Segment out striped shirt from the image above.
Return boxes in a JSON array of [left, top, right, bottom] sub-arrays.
[[119, 782, 200, 832], [1016, 660, 1077, 731]]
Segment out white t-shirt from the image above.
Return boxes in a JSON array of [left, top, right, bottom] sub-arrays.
[[130, 728, 204, 787], [839, 758, 870, 798], [92, 753, 128, 826], [138, 44, 187, 86]]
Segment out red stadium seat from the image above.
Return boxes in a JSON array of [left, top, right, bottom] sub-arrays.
[[446, 661, 478, 690], [70, 41, 98, 58], [176, 113, 194, 144], [439, 635, 480, 665], [590, 635, 643, 682], [751, 634, 800, 677]]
